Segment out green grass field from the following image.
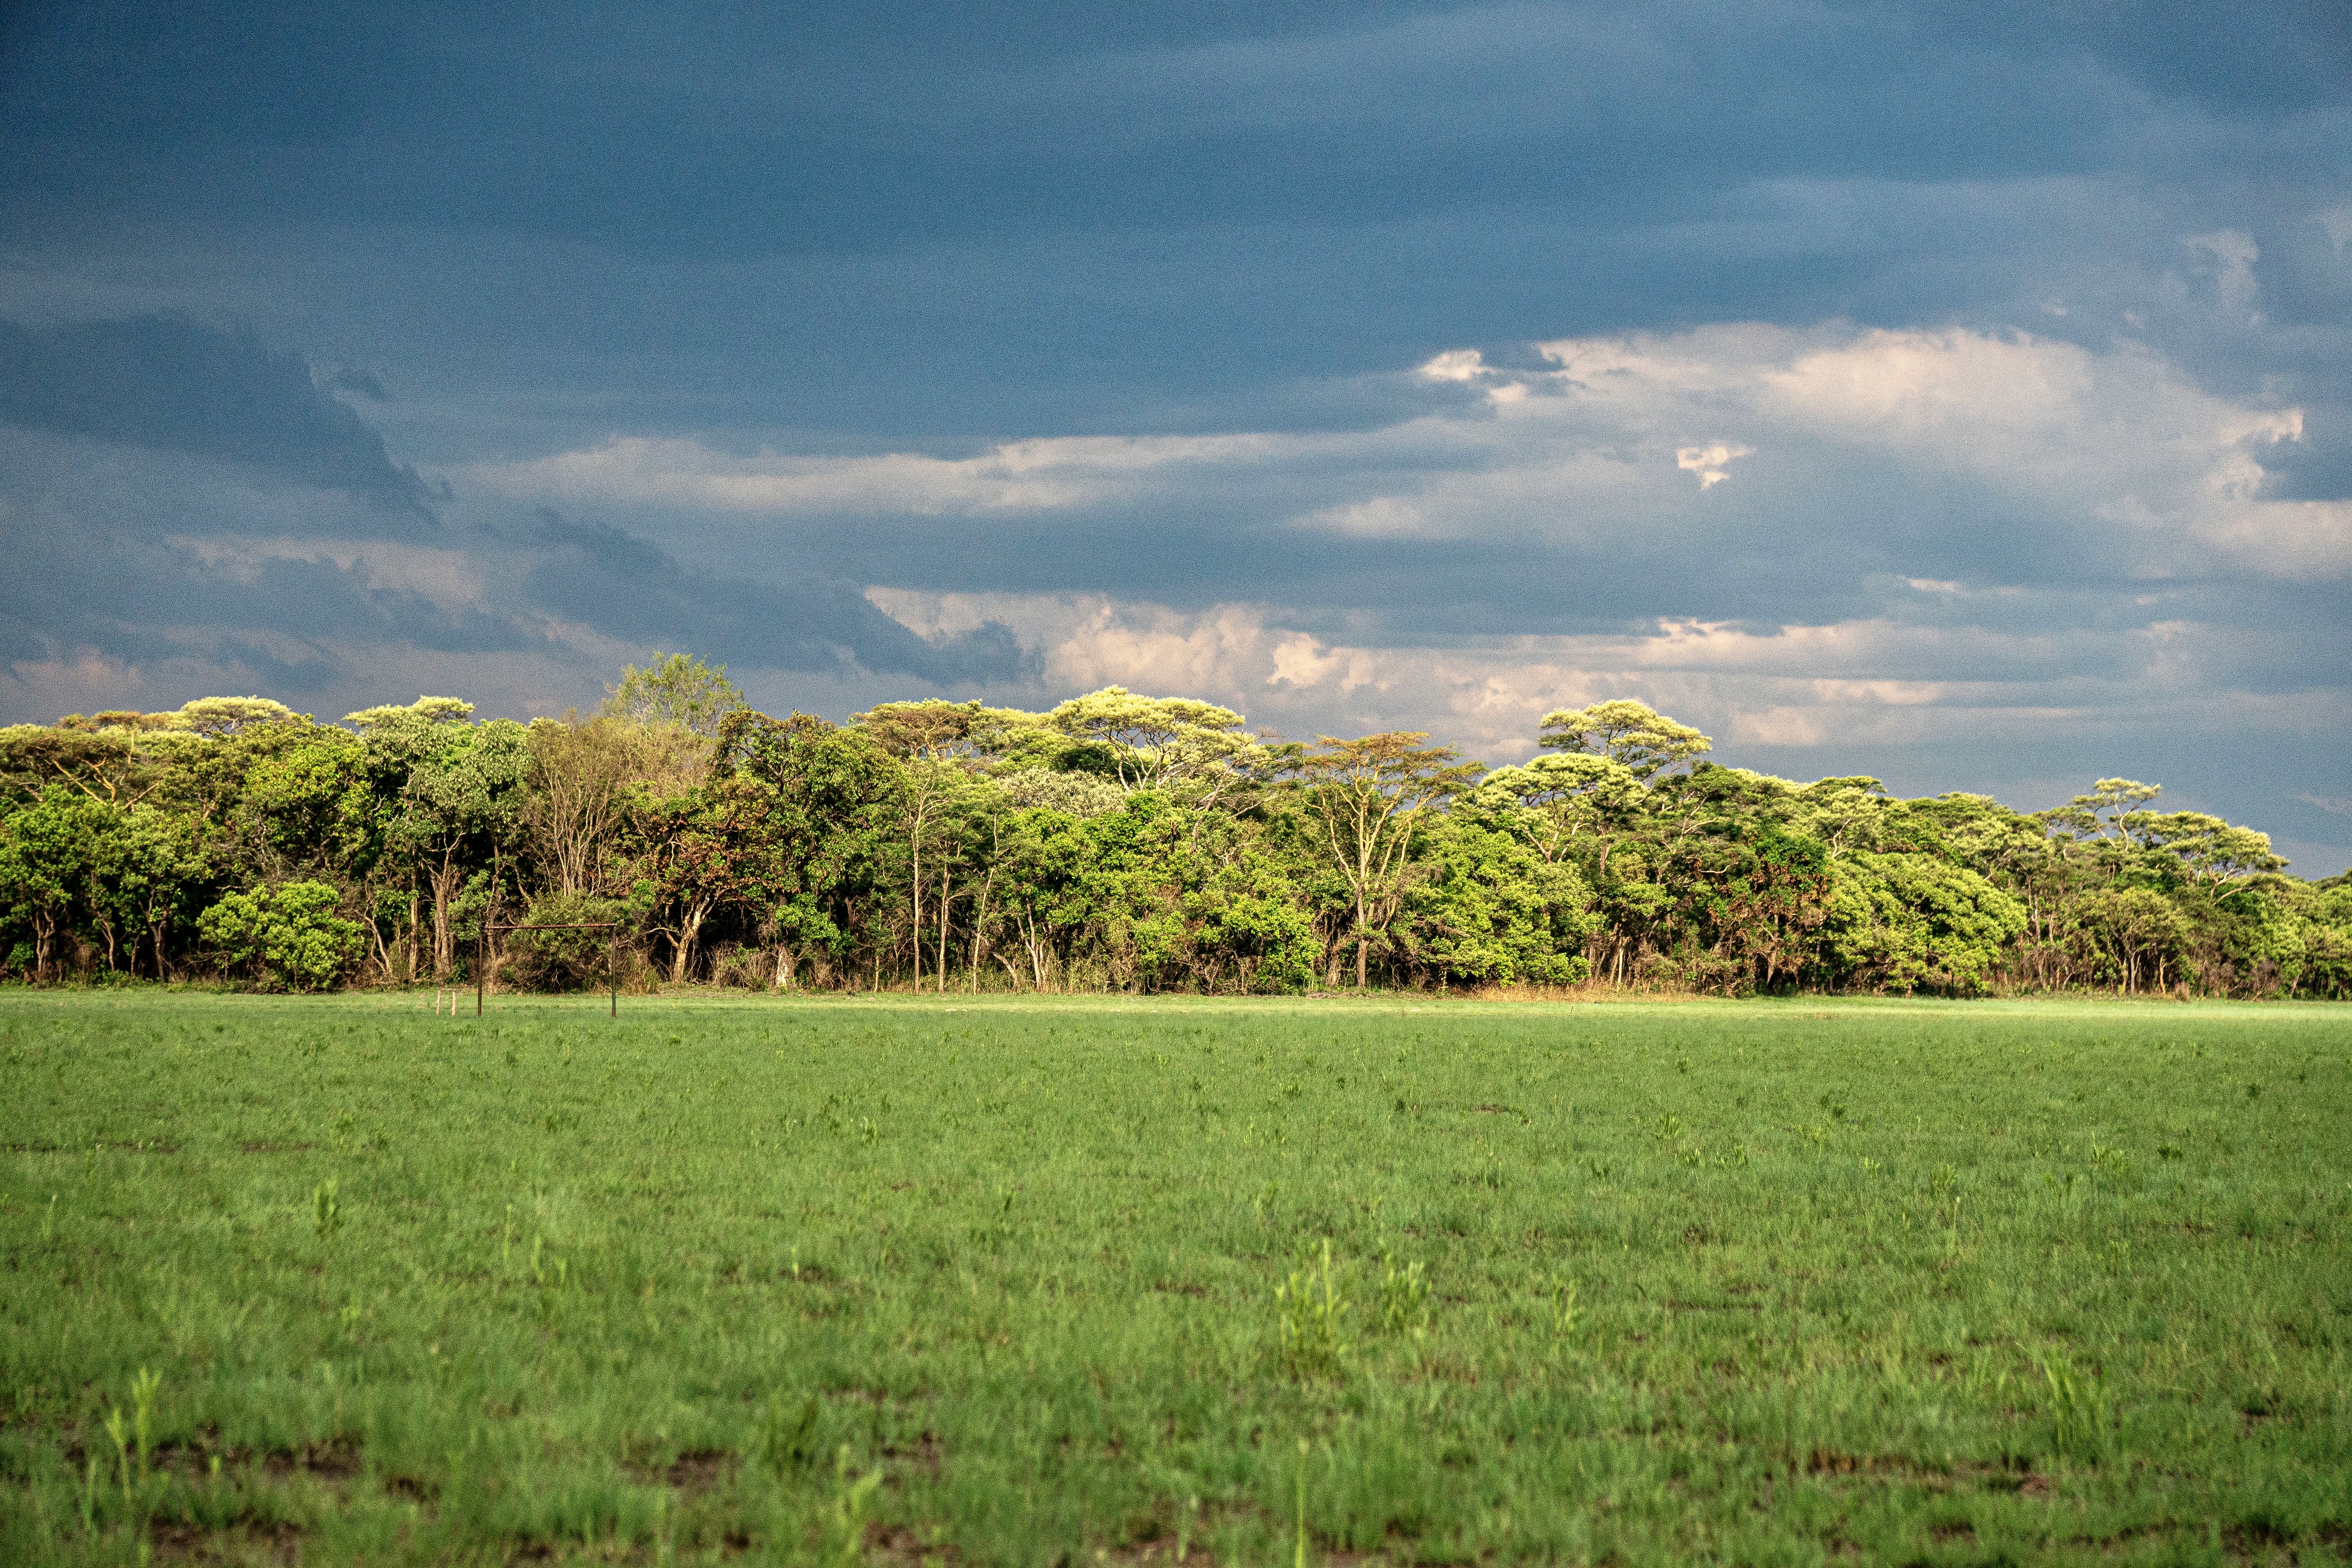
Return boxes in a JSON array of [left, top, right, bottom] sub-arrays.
[[1, 991, 2347, 1566]]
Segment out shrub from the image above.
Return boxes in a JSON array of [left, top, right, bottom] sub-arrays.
[[501, 891, 629, 992], [196, 882, 363, 991]]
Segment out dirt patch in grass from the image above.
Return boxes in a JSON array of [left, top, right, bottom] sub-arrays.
[[664, 1448, 739, 1494], [880, 1430, 945, 1480], [151, 1518, 305, 1565], [867, 1521, 960, 1563], [1802, 1451, 2031, 1493], [264, 1434, 363, 1480], [1806, 1450, 1924, 1477], [1100, 1540, 1218, 1566]]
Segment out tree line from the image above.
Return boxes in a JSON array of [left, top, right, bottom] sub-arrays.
[[2, 655, 2345, 998]]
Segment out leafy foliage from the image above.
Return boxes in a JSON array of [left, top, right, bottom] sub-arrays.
[[0, 671, 2343, 995], [195, 880, 363, 990]]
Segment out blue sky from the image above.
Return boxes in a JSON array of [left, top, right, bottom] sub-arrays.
[[3, 1, 2349, 869]]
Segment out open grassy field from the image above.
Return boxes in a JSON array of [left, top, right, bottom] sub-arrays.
[[1, 991, 2347, 1566]]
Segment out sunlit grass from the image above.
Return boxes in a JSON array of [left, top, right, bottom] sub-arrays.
[[0, 989, 2347, 1564]]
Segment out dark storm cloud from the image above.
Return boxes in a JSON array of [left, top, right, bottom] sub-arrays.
[[0, 1, 2333, 262], [525, 512, 1027, 684], [0, 522, 537, 668], [5, 2, 2341, 449], [0, 314, 436, 514]]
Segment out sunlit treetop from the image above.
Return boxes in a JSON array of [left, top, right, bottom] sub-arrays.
[[601, 653, 746, 738], [1537, 701, 1712, 781], [344, 697, 477, 732], [168, 697, 301, 738]]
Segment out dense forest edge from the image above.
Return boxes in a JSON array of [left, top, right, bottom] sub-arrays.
[[2, 654, 2345, 998]]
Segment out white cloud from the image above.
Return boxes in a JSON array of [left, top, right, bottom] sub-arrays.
[[468, 430, 1319, 516], [1416, 348, 1490, 382], [857, 588, 2350, 768], [167, 534, 489, 609], [1299, 495, 1430, 535], [1675, 442, 1752, 488], [470, 322, 2352, 581]]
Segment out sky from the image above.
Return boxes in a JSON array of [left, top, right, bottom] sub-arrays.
[[2, 0, 2349, 871]]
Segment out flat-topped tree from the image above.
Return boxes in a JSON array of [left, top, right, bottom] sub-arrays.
[[1470, 753, 1642, 864], [1537, 700, 1711, 781], [0, 699, 299, 810], [855, 700, 1000, 765], [0, 725, 166, 808], [168, 697, 300, 739], [849, 701, 998, 987], [1042, 686, 1268, 806], [2132, 812, 2288, 890], [2042, 778, 2165, 846], [1291, 731, 1482, 988]]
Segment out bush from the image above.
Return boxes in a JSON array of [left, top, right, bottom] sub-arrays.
[[197, 882, 363, 991], [501, 892, 629, 992], [712, 944, 773, 989]]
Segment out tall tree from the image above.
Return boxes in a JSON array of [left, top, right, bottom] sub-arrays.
[[1040, 686, 1270, 806], [627, 782, 765, 984], [852, 701, 995, 985], [717, 711, 906, 989], [0, 788, 118, 980], [92, 804, 211, 979], [1290, 732, 1481, 988], [347, 699, 529, 979], [1470, 753, 1641, 864], [523, 715, 704, 896], [603, 652, 748, 737], [2043, 778, 2164, 847]]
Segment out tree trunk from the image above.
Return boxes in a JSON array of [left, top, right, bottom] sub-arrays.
[[937, 869, 951, 995], [967, 857, 998, 995], [909, 829, 923, 987], [670, 897, 713, 985], [365, 914, 394, 985], [1020, 914, 1050, 993], [429, 855, 465, 980], [774, 944, 795, 989]]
